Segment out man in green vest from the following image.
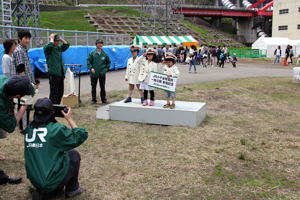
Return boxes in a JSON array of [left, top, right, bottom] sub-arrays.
[[87, 39, 111, 104], [25, 98, 88, 198], [44, 33, 70, 104], [0, 75, 34, 185]]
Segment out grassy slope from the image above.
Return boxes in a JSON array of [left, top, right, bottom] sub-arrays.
[[1, 77, 300, 199], [40, 7, 140, 31]]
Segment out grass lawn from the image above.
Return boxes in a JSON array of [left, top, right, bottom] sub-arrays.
[[1, 77, 300, 199], [183, 20, 209, 38], [40, 7, 141, 31]]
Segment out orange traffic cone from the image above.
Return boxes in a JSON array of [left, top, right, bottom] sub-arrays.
[[283, 58, 288, 66]]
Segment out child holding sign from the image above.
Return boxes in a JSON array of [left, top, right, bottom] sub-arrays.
[[138, 48, 158, 106], [162, 52, 180, 109]]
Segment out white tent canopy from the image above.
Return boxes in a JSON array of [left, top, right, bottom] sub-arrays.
[[252, 37, 300, 58], [132, 35, 199, 47]]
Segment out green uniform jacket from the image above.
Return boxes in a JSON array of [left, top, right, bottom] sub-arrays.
[[24, 122, 88, 193], [87, 49, 111, 77], [44, 42, 70, 77], [0, 75, 16, 133]]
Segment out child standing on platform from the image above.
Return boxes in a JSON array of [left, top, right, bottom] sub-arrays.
[[124, 45, 144, 103], [138, 48, 158, 106], [162, 52, 180, 109]]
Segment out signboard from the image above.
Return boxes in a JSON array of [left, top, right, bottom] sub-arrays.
[[148, 72, 177, 92]]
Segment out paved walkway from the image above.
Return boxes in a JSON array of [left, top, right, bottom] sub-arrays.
[[37, 63, 293, 98]]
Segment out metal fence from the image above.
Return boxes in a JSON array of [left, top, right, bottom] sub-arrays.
[[229, 49, 267, 58], [0, 25, 132, 48]]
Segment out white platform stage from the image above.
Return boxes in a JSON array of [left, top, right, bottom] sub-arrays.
[[96, 99, 207, 127]]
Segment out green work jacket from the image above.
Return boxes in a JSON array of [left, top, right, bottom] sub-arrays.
[[24, 122, 88, 193], [44, 42, 70, 76], [87, 49, 111, 77]]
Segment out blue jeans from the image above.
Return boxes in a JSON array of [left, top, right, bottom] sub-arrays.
[[189, 59, 196, 72], [273, 55, 280, 64]]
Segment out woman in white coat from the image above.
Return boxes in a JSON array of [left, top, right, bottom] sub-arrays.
[[124, 46, 144, 103], [138, 48, 158, 106]]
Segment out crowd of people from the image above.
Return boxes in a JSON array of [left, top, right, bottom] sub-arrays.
[[149, 45, 238, 73], [273, 45, 300, 66]]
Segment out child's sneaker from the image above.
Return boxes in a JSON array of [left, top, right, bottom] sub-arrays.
[[124, 97, 132, 103], [142, 100, 148, 106], [163, 104, 170, 108], [170, 104, 176, 109], [149, 100, 155, 106]]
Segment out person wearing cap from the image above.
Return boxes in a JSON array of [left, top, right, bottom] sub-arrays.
[[162, 52, 180, 109], [44, 33, 70, 104], [138, 48, 158, 106], [87, 39, 111, 104], [24, 98, 88, 198], [0, 75, 34, 185], [124, 45, 144, 103]]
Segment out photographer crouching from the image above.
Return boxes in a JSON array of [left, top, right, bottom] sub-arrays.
[[0, 75, 34, 185], [25, 98, 88, 199]]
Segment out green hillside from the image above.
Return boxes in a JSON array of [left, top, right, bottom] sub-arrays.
[[40, 7, 140, 31]]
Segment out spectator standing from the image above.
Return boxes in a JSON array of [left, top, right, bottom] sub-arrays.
[[172, 45, 177, 56], [2, 40, 17, 77], [12, 30, 35, 84], [223, 46, 229, 62], [207, 46, 212, 66], [157, 46, 164, 62], [211, 46, 217, 67], [216, 46, 221, 66], [188, 53, 197, 73], [13, 30, 36, 131], [285, 45, 290, 64], [44, 33, 70, 104], [87, 39, 111, 104], [273, 46, 281, 64], [184, 46, 189, 62], [219, 50, 226, 68], [289, 46, 294, 64]]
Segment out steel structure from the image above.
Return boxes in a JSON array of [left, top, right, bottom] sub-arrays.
[[1, 0, 40, 27], [0, 0, 12, 24], [173, 3, 273, 17], [12, 0, 40, 27], [139, 0, 184, 35]]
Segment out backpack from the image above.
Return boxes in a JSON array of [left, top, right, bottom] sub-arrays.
[[220, 53, 225, 59]]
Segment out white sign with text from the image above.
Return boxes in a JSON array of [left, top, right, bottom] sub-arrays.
[[148, 72, 177, 92]]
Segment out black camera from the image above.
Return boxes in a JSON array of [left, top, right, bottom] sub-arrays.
[[53, 104, 69, 118]]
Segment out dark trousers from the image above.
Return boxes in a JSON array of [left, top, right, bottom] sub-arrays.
[[49, 75, 64, 104], [219, 59, 225, 68], [91, 75, 106, 102], [217, 56, 220, 65], [144, 90, 155, 101], [45, 150, 81, 196], [0, 169, 9, 185]]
